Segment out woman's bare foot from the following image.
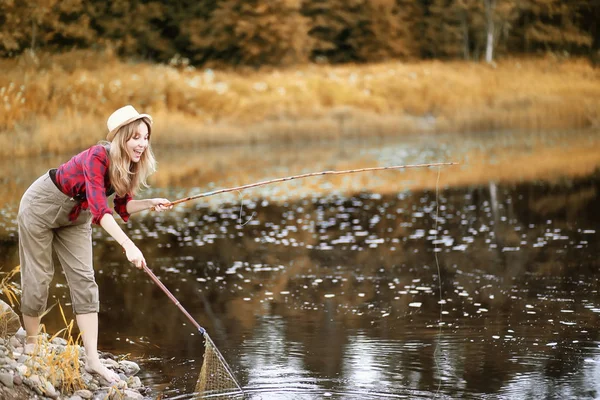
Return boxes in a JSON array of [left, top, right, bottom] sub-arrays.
[[84, 359, 120, 384], [21, 336, 39, 355]]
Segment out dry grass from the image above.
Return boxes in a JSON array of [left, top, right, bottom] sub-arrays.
[[0, 266, 85, 394], [26, 303, 86, 395], [0, 266, 86, 395], [0, 50, 598, 157], [0, 265, 20, 307]]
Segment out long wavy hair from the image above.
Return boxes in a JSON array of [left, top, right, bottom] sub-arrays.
[[103, 118, 156, 197]]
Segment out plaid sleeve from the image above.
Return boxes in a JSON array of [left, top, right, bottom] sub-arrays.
[[114, 193, 132, 222], [83, 145, 113, 225]]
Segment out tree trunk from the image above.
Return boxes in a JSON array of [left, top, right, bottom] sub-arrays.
[[461, 12, 470, 60], [484, 0, 495, 63], [31, 19, 36, 52]]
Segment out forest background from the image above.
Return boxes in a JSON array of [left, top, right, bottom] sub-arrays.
[[0, 0, 599, 157]]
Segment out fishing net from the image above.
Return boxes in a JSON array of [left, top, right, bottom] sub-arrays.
[[195, 333, 243, 398]]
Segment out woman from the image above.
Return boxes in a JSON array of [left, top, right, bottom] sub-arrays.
[[18, 105, 172, 383]]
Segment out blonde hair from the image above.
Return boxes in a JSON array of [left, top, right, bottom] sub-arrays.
[[104, 118, 156, 197]]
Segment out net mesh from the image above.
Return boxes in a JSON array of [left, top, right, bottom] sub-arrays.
[[195, 333, 243, 398]]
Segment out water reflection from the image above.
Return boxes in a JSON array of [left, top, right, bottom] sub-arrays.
[[0, 132, 599, 399]]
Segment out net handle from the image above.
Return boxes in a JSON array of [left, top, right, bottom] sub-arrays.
[[143, 265, 206, 335]]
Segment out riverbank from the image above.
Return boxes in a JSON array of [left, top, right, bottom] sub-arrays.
[[0, 50, 598, 158], [0, 301, 148, 400]]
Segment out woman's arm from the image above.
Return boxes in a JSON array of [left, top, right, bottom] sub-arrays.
[[126, 198, 172, 215], [99, 213, 146, 269]]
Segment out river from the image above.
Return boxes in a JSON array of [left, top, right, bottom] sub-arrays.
[[0, 129, 599, 399]]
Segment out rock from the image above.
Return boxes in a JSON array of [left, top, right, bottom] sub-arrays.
[[73, 389, 93, 399], [12, 375, 21, 386], [96, 375, 111, 388], [118, 360, 140, 376], [0, 372, 14, 388], [101, 358, 119, 369], [51, 337, 68, 346], [81, 371, 94, 384], [68, 396, 84, 400], [92, 390, 109, 400], [127, 376, 142, 389], [24, 374, 44, 396], [16, 365, 27, 376], [122, 389, 144, 400], [14, 328, 26, 342], [100, 351, 117, 360], [43, 379, 59, 399], [8, 336, 20, 349], [25, 373, 40, 386], [0, 301, 21, 339], [0, 356, 14, 366]]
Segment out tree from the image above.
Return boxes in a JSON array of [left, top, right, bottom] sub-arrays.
[[87, 0, 171, 61], [0, 0, 58, 54], [0, 0, 27, 55], [164, 0, 221, 61], [509, 0, 593, 54], [45, 0, 95, 50], [483, 0, 518, 63], [423, 0, 517, 61], [0, 0, 96, 56], [423, 0, 483, 59], [302, 0, 418, 63], [191, 0, 312, 67]]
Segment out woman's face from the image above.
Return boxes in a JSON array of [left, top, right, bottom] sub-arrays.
[[125, 122, 149, 163]]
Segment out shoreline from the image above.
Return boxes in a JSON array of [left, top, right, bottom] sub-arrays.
[[0, 301, 150, 400], [0, 51, 598, 158]]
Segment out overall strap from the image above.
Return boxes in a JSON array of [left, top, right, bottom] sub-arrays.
[[102, 144, 116, 198]]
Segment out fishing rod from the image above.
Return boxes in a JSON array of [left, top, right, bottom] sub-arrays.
[[152, 161, 458, 210]]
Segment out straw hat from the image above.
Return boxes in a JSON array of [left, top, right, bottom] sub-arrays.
[[106, 105, 153, 141]]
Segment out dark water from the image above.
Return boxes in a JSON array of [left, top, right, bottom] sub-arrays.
[[1, 134, 600, 399]]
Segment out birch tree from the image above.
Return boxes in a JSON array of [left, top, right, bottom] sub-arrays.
[[483, 0, 518, 63]]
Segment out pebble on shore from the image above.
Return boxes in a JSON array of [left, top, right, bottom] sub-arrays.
[[0, 300, 150, 400]]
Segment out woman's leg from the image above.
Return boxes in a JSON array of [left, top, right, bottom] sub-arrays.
[[22, 315, 41, 353], [53, 219, 119, 383], [18, 174, 57, 350], [75, 313, 119, 382]]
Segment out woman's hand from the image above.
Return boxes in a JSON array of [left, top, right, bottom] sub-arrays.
[[122, 239, 146, 269], [150, 198, 173, 213]]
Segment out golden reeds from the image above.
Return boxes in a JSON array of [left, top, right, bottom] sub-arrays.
[[1, 267, 84, 395], [24, 303, 87, 395], [0, 265, 20, 307], [0, 50, 598, 157]]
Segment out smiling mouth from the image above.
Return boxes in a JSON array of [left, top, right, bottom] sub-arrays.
[[133, 150, 143, 157]]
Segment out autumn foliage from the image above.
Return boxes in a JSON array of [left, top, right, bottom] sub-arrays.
[[0, 0, 597, 66]]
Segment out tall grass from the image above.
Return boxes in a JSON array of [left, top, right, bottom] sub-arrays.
[[27, 303, 86, 395], [0, 50, 599, 157], [0, 265, 20, 306], [0, 266, 86, 394]]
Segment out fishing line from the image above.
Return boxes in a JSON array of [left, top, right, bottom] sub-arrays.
[[236, 190, 256, 226], [433, 166, 443, 398]]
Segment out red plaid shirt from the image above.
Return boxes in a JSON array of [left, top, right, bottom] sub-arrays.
[[54, 145, 132, 225]]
